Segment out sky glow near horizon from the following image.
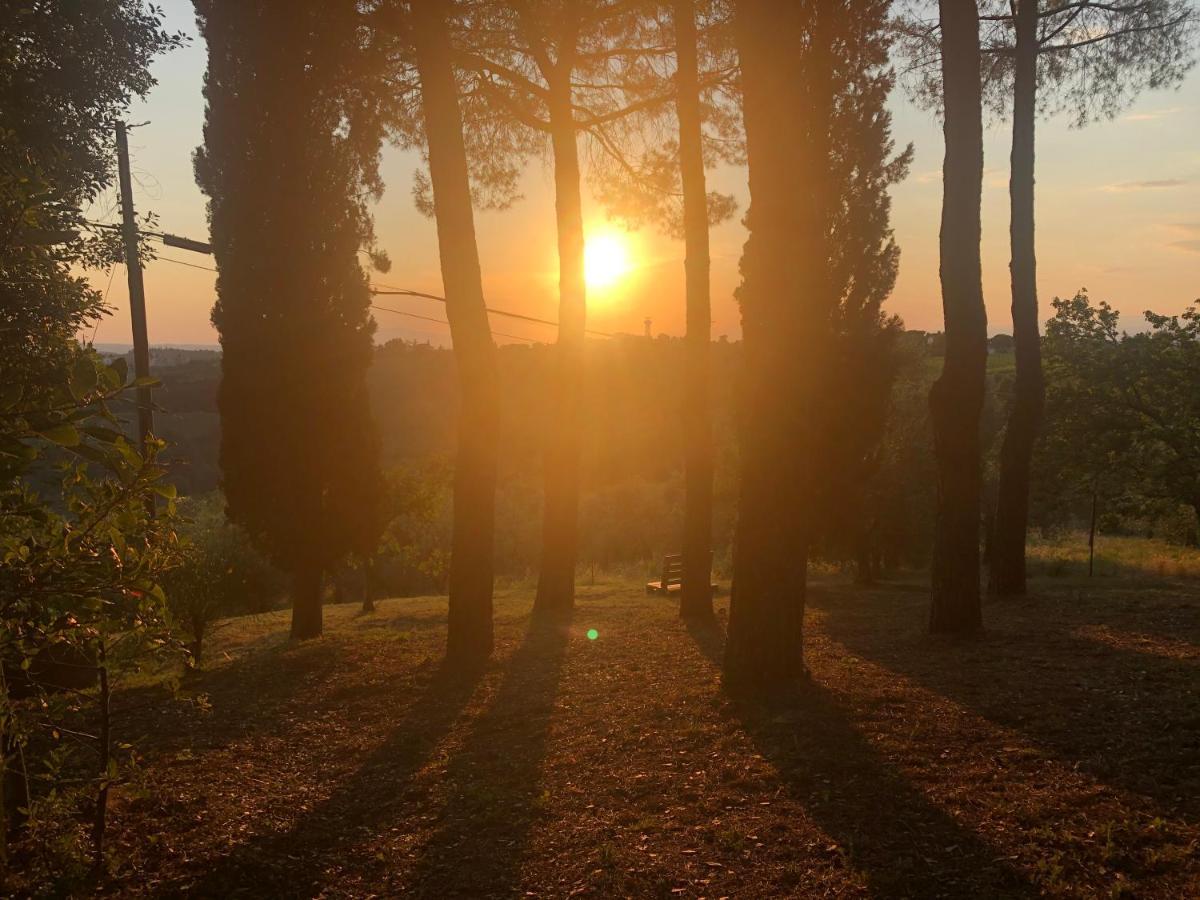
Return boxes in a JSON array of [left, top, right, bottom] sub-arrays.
[[88, 0, 1199, 349]]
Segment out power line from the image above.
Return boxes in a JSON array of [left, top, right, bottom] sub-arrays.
[[157, 255, 217, 272], [369, 284, 614, 338], [370, 304, 539, 344]]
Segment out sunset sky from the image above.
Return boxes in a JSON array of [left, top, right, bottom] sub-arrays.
[[89, 0, 1199, 349]]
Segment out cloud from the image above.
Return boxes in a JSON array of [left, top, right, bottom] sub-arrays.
[[1122, 107, 1185, 122], [1102, 178, 1188, 192], [1170, 223, 1200, 235], [1170, 240, 1200, 255]]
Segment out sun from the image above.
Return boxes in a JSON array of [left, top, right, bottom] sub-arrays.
[[584, 232, 632, 290]]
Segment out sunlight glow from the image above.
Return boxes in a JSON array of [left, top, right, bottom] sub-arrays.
[[584, 232, 632, 290]]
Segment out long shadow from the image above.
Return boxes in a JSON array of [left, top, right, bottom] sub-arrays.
[[401, 611, 573, 898], [117, 637, 344, 759], [685, 621, 1035, 897], [811, 582, 1200, 822], [169, 658, 484, 897]]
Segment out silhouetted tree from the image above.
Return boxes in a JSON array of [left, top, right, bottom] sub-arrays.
[[194, 0, 385, 640], [811, 0, 911, 582], [723, 0, 835, 690], [899, 0, 1197, 597], [928, 0, 986, 634], [675, 0, 717, 620], [407, 0, 503, 665], [458, 0, 672, 615]]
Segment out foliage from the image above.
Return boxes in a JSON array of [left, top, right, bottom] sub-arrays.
[[163, 493, 285, 665], [194, 2, 386, 595], [1036, 291, 1200, 543], [0, 0, 184, 878], [896, 0, 1198, 126], [0, 351, 182, 879]]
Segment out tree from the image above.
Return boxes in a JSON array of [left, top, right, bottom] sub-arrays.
[[810, 0, 911, 583], [899, 1, 1197, 597], [675, 0, 716, 620], [723, 0, 834, 690], [407, 0, 503, 665], [986, 0, 1196, 596], [458, 0, 671, 615], [928, 0, 987, 634], [1041, 291, 1200, 542], [194, 1, 385, 640], [1, 2, 183, 871]]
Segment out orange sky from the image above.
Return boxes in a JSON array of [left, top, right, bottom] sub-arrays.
[[88, 1, 1199, 349]]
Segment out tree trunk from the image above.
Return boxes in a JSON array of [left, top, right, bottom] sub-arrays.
[[724, 0, 829, 692], [361, 555, 375, 614], [1088, 489, 1098, 577], [675, 0, 714, 621], [411, 0, 500, 665], [534, 73, 587, 617], [990, 0, 1043, 599], [929, 0, 987, 635], [291, 565, 323, 640]]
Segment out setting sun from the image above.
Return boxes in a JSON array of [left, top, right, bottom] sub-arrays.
[[584, 232, 632, 290]]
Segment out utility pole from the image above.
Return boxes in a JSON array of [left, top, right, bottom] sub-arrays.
[[115, 122, 154, 451]]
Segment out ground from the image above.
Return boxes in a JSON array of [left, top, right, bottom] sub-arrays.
[[101, 573, 1198, 898]]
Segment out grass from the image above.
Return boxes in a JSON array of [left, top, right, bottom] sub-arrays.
[[73, 572, 1200, 897], [1029, 532, 1200, 580]]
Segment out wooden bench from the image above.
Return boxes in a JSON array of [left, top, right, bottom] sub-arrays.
[[646, 553, 717, 595]]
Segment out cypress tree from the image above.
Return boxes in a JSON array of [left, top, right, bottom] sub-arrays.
[[194, 0, 384, 639]]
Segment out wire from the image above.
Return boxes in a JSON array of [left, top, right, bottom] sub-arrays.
[[369, 303, 540, 345], [369, 284, 614, 338], [156, 255, 217, 272]]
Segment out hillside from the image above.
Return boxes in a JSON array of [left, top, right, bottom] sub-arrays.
[[95, 574, 1200, 897]]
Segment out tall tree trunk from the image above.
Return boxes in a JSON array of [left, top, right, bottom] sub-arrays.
[[534, 73, 587, 616], [724, 0, 826, 691], [675, 0, 714, 621], [411, 0, 500, 665], [929, 0, 987, 634], [291, 565, 323, 639], [990, 0, 1043, 598]]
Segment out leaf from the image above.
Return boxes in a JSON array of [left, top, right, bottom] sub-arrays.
[[151, 482, 177, 500], [82, 425, 124, 444], [36, 423, 80, 447], [110, 357, 128, 384], [131, 375, 160, 388], [70, 356, 98, 399]]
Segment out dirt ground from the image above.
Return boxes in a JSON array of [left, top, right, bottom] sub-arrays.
[[100, 574, 1199, 897]]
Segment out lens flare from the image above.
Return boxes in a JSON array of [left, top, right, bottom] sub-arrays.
[[586, 628, 599, 641]]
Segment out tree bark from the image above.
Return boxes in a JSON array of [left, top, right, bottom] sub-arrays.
[[929, 0, 987, 635], [1088, 489, 1098, 577], [724, 0, 828, 691], [675, 0, 714, 621], [290, 565, 323, 640], [411, 0, 500, 665], [534, 70, 587, 616], [361, 555, 376, 614], [990, 0, 1044, 598]]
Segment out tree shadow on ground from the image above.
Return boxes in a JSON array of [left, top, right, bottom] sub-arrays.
[[811, 582, 1200, 821], [118, 637, 346, 759], [400, 611, 573, 898], [685, 617, 1035, 898], [169, 657, 484, 897]]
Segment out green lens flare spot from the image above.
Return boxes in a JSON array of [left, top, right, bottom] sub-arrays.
[[586, 628, 599, 641]]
